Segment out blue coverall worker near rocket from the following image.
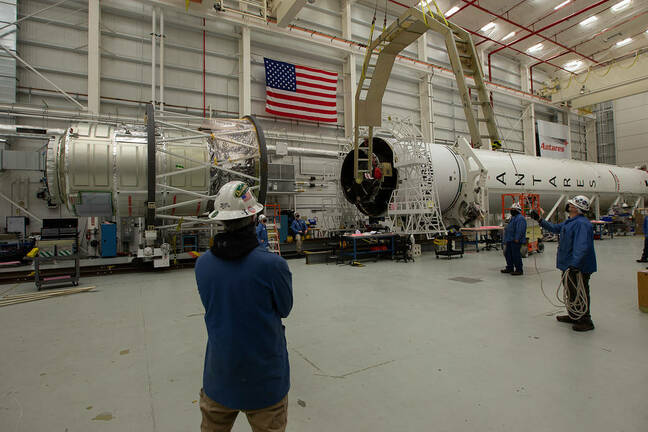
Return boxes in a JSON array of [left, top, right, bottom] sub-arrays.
[[501, 202, 527, 276], [530, 195, 596, 332], [195, 181, 293, 431]]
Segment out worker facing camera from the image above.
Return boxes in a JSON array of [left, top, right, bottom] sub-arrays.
[[290, 213, 308, 254], [530, 195, 597, 332], [501, 202, 527, 276]]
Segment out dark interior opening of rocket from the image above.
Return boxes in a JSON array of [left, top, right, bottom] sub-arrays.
[[340, 137, 398, 217]]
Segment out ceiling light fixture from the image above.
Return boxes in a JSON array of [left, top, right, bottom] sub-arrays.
[[445, 5, 460, 16], [580, 16, 598, 26], [527, 43, 544, 53], [616, 37, 633, 47], [502, 31, 516, 41], [554, 0, 572, 10], [481, 22, 496, 32], [564, 60, 583, 71], [611, 0, 631, 12]]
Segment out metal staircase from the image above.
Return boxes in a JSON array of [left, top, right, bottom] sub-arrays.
[[353, 7, 502, 183]]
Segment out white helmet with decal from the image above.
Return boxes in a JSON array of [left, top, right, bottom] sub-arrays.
[[567, 195, 590, 212], [208, 181, 263, 221], [511, 202, 522, 211]]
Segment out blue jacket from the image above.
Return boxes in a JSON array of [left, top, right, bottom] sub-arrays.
[[290, 219, 307, 235], [256, 223, 269, 246], [504, 213, 527, 243], [195, 246, 293, 410], [539, 214, 597, 274]]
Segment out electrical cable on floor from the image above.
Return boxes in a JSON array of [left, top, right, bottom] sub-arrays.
[[533, 254, 588, 320]]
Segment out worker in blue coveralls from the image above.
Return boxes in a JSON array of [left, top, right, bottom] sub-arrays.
[[530, 195, 596, 332], [290, 213, 308, 254], [637, 213, 648, 266], [195, 180, 293, 432], [501, 202, 527, 276], [256, 214, 269, 250]]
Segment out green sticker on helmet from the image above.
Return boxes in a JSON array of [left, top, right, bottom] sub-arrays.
[[233, 183, 249, 198]]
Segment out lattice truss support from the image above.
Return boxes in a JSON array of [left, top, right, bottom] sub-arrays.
[[382, 117, 446, 239]]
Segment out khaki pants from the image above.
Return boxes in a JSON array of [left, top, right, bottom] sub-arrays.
[[199, 389, 288, 432], [295, 234, 303, 253]]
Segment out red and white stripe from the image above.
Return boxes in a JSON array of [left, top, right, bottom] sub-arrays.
[[266, 64, 338, 123]]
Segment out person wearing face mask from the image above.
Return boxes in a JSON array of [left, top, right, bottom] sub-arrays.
[[501, 202, 527, 276], [530, 195, 596, 332]]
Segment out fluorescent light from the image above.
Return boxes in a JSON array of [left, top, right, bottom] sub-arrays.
[[481, 22, 496, 32], [564, 60, 583, 71], [611, 0, 631, 12], [527, 43, 544, 53], [445, 6, 460, 16], [554, 0, 571, 10], [502, 31, 516, 41], [580, 16, 598, 26], [616, 37, 633, 47]]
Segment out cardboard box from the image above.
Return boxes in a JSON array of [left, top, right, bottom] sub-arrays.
[[638, 271, 648, 313]]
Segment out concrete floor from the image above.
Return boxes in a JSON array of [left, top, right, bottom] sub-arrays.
[[1, 236, 647, 432]]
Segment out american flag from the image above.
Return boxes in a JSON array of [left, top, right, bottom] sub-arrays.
[[264, 58, 338, 123]]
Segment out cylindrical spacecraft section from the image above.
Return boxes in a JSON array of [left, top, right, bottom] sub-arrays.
[[339, 137, 466, 217], [475, 149, 648, 211], [340, 137, 648, 219], [46, 118, 268, 219]]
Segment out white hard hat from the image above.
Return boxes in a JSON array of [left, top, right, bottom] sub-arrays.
[[568, 195, 590, 212], [259, 214, 267, 221], [511, 202, 522, 211], [208, 181, 263, 221], [621, 203, 629, 208]]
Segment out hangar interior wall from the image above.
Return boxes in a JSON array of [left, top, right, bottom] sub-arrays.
[[0, 0, 597, 231]]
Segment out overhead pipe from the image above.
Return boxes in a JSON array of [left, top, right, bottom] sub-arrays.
[[384, 1, 571, 79], [474, 0, 531, 47], [482, 0, 610, 80], [0, 124, 65, 135], [528, 10, 648, 94]]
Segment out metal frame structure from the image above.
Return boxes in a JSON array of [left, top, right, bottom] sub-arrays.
[[353, 6, 501, 188], [382, 117, 446, 239]]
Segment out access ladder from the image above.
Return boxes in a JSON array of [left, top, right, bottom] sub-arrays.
[[264, 204, 282, 255], [353, 7, 502, 183]]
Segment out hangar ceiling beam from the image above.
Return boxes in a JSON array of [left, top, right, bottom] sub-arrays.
[[550, 53, 648, 108]]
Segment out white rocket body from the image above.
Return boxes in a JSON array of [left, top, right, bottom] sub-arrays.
[[427, 144, 648, 216]]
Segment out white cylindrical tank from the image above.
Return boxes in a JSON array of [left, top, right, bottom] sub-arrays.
[[340, 137, 648, 219], [474, 149, 648, 212], [46, 119, 266, 218]]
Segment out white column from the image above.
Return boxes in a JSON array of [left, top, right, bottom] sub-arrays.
[[522, 103, 536, 156], [87, 0, 100, 114], [520, 62, 536, 155], [342, 0, 356, 138], [239, 25, 251, 117], [159, 9, 165, 112], [151, 8, 156, 105], [566, 110, 572, 159], [585, 118, 597, 162], [417, 34, 434, 142]]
